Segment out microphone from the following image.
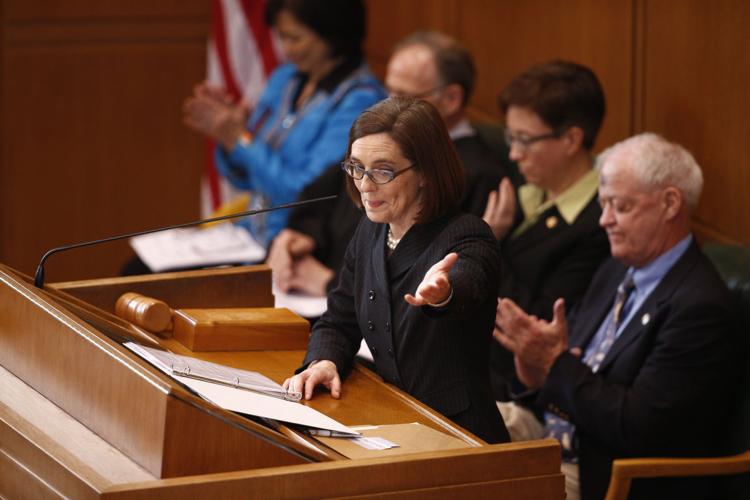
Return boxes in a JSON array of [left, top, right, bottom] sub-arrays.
[[33, 195, 337, 288]]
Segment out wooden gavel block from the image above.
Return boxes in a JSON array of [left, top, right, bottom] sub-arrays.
[[115, 292, 173, 335], [114, 292, 309, 351]]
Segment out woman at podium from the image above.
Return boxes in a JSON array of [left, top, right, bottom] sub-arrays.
[[284, 97, 510, 444]]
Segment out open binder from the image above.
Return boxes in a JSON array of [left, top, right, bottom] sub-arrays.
[[124, 342, 359, 436], [125, 342, 302, 402]]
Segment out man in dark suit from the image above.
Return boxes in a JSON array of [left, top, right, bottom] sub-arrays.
[[495, 133, 741, 500], [385, 31, 518, 214]]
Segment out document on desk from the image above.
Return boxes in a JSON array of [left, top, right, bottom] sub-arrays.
[[125, 342, 300, 401], [129, 223, 265, 272], [176, 376, 359, 436], [313, 423, 470, 459], [125, 342, 357, 435], [273, 287, 328, 319]]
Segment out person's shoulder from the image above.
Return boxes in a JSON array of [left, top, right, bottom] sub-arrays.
[[674, 244, 733, 304], [454, 135, 502, 174], [443, 212, 496, 242], [266, 63, 298, 86], [337, 64, 386, 101]]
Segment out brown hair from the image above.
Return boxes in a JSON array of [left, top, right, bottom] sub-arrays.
[[499, 60, 605, 150], [345, 97, 465, 223]]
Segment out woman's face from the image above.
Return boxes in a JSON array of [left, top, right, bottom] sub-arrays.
[[275, 10, 333, 74], [350, 133, 423, 237], [505, 106, 571, 191]]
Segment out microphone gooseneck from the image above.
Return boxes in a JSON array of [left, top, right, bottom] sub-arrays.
[[33, 195, 337, 288]]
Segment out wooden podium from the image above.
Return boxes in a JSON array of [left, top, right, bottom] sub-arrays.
[[0, 263, 564, 499]]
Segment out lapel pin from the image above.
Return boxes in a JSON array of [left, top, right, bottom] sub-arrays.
[[545, 216, 558, 229], [641, 313, 650, 325]]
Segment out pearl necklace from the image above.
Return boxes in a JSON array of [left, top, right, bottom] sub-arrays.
[[386, 227, 401, 251]]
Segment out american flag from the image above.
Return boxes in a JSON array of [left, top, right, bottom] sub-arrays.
[[202, 0, 282, 215]]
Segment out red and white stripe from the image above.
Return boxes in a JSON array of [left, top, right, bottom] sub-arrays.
[[202, 0, 282, 216]]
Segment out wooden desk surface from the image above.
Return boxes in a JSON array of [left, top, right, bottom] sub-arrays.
[[158, 339, 482, 445]]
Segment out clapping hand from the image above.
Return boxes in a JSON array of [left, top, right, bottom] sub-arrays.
[[482, 177, 517, 240], [493, 297, 569, 389], [183, 82, 249, 150]]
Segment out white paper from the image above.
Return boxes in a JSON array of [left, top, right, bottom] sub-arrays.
[[356, 340, 374, 363], [176, 376, 358, 435], [273, 287, 328, 318], [351, 436, 399, 450], [129, 223, 265, 272]]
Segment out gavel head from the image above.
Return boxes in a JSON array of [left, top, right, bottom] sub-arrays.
[[115, 292, 172, 333]]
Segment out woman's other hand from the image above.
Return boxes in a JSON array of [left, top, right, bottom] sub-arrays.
[[282, 360, 341, 400]]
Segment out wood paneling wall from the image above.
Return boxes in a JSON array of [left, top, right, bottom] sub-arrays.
[[365, 0, 632, 152], [0, 0, 210, 281], [1, 1, 747, 283], [637, 0, 750, 244], [366, 0, 749, 245]]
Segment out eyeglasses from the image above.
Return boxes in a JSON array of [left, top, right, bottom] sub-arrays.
[[341, 160, 415, 185], [387, 85, 445, 100], [503, 129, 563, 149]]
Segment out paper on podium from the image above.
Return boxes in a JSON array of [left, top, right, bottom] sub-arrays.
[[176, 376, 358, 436], [273, 286, 328, 319], [270, 289, 374, 363], [130, 223, 265, 272], [313, 422, 470, 459]]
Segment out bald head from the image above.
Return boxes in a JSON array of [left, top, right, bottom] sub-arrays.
[[385, 44, 441, 101], [385, 31, 475, 130]]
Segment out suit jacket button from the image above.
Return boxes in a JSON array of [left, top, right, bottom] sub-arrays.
[[385, 321, 390, 332], [368, 290, 376, 300], [387, 347, 394, 357], [367, 321, 374, 331]]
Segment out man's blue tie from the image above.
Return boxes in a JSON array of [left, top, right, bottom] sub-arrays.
[[544, 272, 636, 460]]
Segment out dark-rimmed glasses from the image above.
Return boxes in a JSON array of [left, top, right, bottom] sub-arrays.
[[341, 160, 415, 185], [503, 129, 563, 150]]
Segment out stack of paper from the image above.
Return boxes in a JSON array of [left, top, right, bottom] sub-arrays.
[[130, 224, 265, 272]]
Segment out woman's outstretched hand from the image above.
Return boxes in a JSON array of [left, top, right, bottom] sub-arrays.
[[404, 252, 458, 307]]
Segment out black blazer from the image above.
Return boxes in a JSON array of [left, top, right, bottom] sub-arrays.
[[301, 212, 510, 444], [536, 241, 742, 500], [491, 193, 610, 400]]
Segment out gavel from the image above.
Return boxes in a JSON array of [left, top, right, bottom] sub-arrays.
[[114, 292, 311, 351], [115, 292, 173, 334]]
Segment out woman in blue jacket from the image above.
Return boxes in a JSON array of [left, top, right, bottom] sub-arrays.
[[184, 0, 385, 244]]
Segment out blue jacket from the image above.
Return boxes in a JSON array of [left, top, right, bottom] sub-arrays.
[[216, 62, 385, 243]]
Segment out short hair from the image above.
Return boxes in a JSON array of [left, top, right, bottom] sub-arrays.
[[499, 60, 606, 150], [393, 31, 476, 106], [344, 97, 465, 223], [265, 0, 366, 60], [596, 132, 704, 210]]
